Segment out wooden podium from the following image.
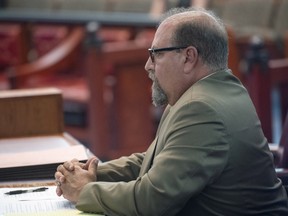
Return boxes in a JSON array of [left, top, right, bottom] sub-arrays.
[[0, 87, 64, 138], [0, 88, 90, 185]]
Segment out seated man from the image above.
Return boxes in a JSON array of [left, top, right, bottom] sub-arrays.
[[55, 7, 288, 215]]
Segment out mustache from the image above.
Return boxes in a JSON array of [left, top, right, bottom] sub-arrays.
[[148, 70, 155, 81]]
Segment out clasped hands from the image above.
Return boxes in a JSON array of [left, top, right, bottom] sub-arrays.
[[55, 156, 99, 203]]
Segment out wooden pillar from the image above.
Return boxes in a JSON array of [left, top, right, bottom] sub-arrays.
[[244, 36, 272, 142], [84, 22, 110, 160]]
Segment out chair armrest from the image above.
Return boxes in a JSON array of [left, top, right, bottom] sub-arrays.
[[269, 143, 284, 168], [276, 168, 288, 192]]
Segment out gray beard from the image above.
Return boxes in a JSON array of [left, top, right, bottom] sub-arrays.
[[151, 78, 168, 107]]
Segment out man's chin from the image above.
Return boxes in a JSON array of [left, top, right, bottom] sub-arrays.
[[152, 96, 168, 107]]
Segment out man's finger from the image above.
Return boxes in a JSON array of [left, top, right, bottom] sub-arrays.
[[57, 164, 70, 176], [63, 161, 75, 171], [56, 185, 63, 197], [55, 171, 66, 183], [88, 157, 99, 176], [55, 171, 63, 180], [71, 158, 79, 163], [84, 156, 98, 170]]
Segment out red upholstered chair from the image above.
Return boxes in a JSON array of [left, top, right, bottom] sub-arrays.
[[0, 23, 26, 70], [98, 26, 133, 42], [6, 26, 86, 91], [31, 24, 69, 58], [0, 23, 26, 90]]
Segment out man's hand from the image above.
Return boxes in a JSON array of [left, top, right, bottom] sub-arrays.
[[55, 157, 99, 203]]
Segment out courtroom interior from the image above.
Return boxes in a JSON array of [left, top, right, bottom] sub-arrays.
[[1, 0, 288, 196]]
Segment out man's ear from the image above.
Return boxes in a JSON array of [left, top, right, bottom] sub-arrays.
[[183, 46, 199, 74]]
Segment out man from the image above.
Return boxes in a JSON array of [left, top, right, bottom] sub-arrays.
[[55, 8, 288, 215]]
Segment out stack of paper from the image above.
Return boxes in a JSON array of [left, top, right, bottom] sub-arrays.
[[0, 136, 89, 181], [0, 186, 103, 215]]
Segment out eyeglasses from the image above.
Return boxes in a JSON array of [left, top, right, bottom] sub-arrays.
[[148, 46, 188, 63]]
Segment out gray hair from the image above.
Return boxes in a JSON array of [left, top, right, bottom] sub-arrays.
[[160, 7, 228, 70]]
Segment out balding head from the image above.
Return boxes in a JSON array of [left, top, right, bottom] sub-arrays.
[[159, 8, 228, 71]]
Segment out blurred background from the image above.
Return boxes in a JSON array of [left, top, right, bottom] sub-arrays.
[[0, 0, 287, 161]]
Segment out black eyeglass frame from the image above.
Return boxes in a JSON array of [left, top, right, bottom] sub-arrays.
[[148, 46, 188, 63]]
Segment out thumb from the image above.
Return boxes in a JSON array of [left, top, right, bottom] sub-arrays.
[[88, 157, 99, 176]]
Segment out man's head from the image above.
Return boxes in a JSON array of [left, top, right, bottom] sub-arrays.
[[145, 7, 228, 107]]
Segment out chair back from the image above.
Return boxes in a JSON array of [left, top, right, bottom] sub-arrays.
[[0, 23, 25, 71]]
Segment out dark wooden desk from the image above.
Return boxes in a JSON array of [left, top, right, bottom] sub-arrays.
[[0, 88, 93, 184]]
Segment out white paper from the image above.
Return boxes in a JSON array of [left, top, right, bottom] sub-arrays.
[[0, 186, 75, 215]]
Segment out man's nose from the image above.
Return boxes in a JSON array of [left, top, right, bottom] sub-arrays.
[[144, 57, 153, 72]]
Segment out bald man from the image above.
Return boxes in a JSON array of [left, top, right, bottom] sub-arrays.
[[55, 8, 288, 215]]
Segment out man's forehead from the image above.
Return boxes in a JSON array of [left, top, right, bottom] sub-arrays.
[[154, 12, 195, 44], [152, 25, 173, 46]]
